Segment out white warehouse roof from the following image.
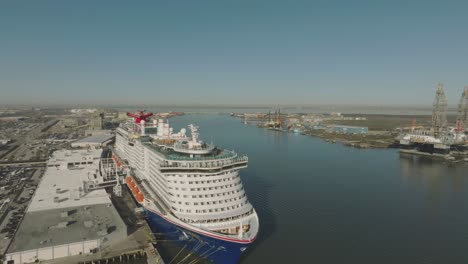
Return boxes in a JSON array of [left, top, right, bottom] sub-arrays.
[[71, 135, 114, 148]]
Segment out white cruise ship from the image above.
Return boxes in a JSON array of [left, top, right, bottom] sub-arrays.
[[114, 111, 259, 264]]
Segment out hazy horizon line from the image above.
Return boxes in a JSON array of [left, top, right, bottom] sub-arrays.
[[0, 102, 460, 110]]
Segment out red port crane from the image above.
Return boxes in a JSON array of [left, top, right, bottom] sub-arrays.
[[127, 110, 154, 124]]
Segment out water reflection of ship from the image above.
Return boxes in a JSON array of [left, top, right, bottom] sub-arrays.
[[399, 154, 468, 198]]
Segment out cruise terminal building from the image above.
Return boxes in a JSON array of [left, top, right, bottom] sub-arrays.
[[4, 149, 127, 264]]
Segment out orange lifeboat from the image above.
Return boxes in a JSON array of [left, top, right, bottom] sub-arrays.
[[135, 192, 144, 203], [133, 186, 144, 203], [126, 178, 136, 189], [112, 154, 123, 168], [126, 177, 134, 187], [126, 176, 144, 203]]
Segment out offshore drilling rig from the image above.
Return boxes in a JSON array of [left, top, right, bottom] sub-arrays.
[[260, 109, 283, 130], [432, 83, 448, 138], [399, 84, 467, 159], [457, 86, 468, 131]]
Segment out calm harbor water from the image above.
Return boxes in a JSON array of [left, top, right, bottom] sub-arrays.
[[164, 114, 468, 264]]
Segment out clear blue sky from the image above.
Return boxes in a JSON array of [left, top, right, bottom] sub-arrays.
[[1, 0, 467, 106]]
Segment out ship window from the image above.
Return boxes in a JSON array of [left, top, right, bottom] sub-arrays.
[[185, 202, 190, 205], [192, 195, 196, 198], [189, 181, 193, 184], [194, 203, 198, 205]]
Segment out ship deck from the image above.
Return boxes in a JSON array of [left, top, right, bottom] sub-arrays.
[[144, 140, 238, 161]]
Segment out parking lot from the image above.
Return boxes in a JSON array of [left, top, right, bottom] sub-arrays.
[[0, 166, 44, 255]]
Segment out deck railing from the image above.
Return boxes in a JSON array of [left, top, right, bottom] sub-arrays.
[[160, 156, 248, 169]]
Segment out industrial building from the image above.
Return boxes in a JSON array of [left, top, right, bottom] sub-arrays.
[[84, 129, 112, 137], [329, 125, 368, 134], [90, 112, 104, 130], [71, 134, 115, 148], [4, 149, 126, 264]]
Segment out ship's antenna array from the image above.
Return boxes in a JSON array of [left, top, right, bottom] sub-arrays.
[[189, 124, 200, 143]]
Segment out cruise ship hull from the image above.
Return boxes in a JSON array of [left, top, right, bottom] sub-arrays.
[[144, 207, 254, 264]]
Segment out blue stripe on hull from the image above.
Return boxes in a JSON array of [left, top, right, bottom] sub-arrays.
[[144, 208, 251, 264]]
